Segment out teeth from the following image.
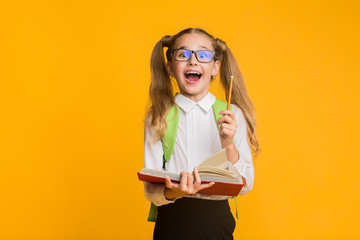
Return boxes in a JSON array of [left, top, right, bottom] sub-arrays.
[[186, 71, 201, 75]]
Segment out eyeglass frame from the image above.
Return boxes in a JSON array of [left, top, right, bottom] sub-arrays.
[[170, 49, 216, 63]]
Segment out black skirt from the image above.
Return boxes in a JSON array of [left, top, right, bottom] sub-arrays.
[[153, 197, 235, 240]]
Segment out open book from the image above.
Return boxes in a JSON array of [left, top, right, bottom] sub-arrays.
[[137, 149, 244, 196]]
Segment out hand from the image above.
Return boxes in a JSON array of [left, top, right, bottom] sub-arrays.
[[164, 167, 214, 200], [217, 110, 237, 149]]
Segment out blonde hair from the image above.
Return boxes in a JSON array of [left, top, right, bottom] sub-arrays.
[[146, 28, 260, 157]]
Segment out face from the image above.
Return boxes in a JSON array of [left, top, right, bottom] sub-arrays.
[[167, 33, 220, 102]]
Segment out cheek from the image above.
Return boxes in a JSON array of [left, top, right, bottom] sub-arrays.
[[205, 65, 216, 76], [173, 65, 185, 76]]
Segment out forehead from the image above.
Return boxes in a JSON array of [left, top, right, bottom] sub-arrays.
[[173, 33, 214, 50]]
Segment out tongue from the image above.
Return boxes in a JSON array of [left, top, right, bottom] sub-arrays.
[[186, 74, 200, 81]]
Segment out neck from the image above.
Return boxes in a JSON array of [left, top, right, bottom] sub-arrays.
[[180, 91, 208, 102]]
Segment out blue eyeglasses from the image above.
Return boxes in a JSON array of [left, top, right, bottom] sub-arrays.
[[171, 49, 215, 63]]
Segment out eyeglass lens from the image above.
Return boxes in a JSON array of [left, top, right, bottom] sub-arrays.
[[173, 49, 214, 62]]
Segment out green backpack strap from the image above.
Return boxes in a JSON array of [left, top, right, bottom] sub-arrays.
[[212, 99, 239, 219], [162, 105, 180, 163], [212, 98, 230, 124], [147, 202, 158, 222], [147, 105, 180, 222]]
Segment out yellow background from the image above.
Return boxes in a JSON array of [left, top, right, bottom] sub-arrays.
[[1, 0, 359, 239]]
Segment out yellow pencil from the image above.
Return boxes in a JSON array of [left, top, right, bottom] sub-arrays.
[[227, 76, 234, 110]]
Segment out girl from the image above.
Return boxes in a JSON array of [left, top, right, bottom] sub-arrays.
[[144, 28, 259, 240]]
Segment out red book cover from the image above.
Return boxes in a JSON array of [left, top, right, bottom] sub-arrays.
[[137, 170, 244, 197]]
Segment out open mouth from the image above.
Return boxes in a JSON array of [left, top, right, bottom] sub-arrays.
[[185, 71, 202, 84]]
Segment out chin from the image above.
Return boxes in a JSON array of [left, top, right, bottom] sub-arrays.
[[182, 89, 208, 100]]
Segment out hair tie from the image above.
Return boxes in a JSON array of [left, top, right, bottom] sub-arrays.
[[216, 38, 227, 52], [162, 35, 172, 47]]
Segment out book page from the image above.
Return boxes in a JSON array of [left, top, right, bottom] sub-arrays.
[[198, 166, 234, 178], [197, 148, 227, 168]]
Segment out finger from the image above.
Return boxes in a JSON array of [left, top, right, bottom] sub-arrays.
[[222, 124, 236, 132], [217, 116, 228, 126], [187, 172, 194, 184], [217, 117, 224, 125], [220, 129, 235, 140], [220, 123, 232, 130], [179, 172, 188, 191], [193, 167, 201, 185], [221, 126, 237, 137], [219, 127, 226, 138], [165, 175, 179, 189], [219, 110, 235, 120], [186, 172, 194, 193], [223, 115, 235, 124], [219, 110, 231, 115], [217, 115, 234, 125], [198, 182, 215, 191], [221, 128, 235, 138]]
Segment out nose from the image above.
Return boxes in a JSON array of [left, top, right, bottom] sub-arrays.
[[187, 52, 198, 65]]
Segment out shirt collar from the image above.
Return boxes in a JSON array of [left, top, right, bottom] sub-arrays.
[[175, 92, 216, 113]]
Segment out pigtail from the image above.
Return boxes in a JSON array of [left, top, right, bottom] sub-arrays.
[[147, 35, 175, 142], [216, 38, 261, 157]]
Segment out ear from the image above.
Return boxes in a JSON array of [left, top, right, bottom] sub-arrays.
[[166, 62, 173, 77], [212, 60, 220, 77]]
